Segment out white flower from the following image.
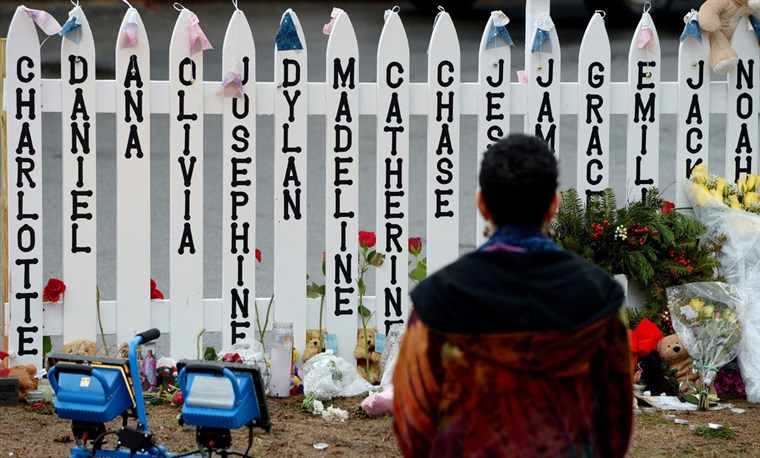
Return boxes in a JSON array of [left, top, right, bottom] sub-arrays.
[[322, 405, 349, 422], [310, 400, 325, 415], [614, 225, 628, 241]]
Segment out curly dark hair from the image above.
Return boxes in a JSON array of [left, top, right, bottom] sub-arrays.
[[478, 134, 558, 226]]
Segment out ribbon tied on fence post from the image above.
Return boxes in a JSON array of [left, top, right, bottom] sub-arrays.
[[59, 7, 83, 44], [486, 10, 514, 49], [680, 10, 702, 43], [118, 8, 140, 49], [22, 6, 62, 36], [530, 14, 554, 53]]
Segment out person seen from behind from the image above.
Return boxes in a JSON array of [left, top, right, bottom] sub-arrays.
[[393, 134, 633, 457]]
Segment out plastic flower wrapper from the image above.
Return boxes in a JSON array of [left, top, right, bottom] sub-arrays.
[[686, 165, 760, 402], [666, 282, 744, 410]]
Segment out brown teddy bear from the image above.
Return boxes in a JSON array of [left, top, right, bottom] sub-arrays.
[[657, 334, 717, 397], [61, 339, 98, 356], [354, 327, 381, 384], [698, 0, 760, 75], [302, 329, 327, 363], [6, 364, 39, 402]]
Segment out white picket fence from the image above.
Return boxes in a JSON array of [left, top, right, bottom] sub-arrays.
[[1, 0, 755, 369]]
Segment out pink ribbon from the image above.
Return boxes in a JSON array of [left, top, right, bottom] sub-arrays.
[[637, 25, 654, 50], [118, 10, 140, 49], [23, 7, 62, 36], [322, 7, 343, 35], [188, 12, 213, 55], [218, 63, 245, 99]]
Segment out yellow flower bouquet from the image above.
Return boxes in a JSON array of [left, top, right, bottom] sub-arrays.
[[666, 282, 743, 410], [686, 166, 760, 403]]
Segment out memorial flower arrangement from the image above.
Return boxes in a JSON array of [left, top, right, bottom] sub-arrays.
[[43, 278, 66, 302], [306, 252, 328, 353], [552, 187, 722, 332], [685, 164, 760, 402], [357, 231, 384, 380], [408, 237, 427, 283], [666, 282, 743, 410]]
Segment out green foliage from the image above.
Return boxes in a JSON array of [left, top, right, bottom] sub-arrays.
[[409, 257, 427, 282], [42, 336, 52, 358], [691, 425, 737, 440], [553, 187, 722, 332], [203, 346, 217, 361]]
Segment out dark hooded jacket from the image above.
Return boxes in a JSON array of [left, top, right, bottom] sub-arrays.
[[393, 248, 632, 458]]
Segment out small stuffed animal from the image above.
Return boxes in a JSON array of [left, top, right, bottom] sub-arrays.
[[61, 339, 98, 356], [302, 329, 327, 363], [657, 334, 717, 399], [7, 364, 39, 401], [698, 0, 760, 74], [354, 327, 381, 384], [658, 334, 699, 392], [637, 350, 678, 396]]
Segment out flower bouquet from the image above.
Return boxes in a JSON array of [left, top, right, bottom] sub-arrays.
[[666, 282, 743, 410], [552, 187, 721, 332], [686, 165, 760, 402]]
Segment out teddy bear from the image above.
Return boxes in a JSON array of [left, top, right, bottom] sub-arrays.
[[302, 329, 327, 363], [698, 0, 760, 75], [657, 334, 717, 398], [354, 327, 381, 384], [61, 339, 98, 356], [6, 364, 39, 402]]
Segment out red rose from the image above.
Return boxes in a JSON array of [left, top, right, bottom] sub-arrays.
[[0, 368, 9, 377], [43, 278, 66, 302], [222, 352, 244, 364], [150, 279, 164, 300], [359, 231, 376, 249], [255, 248, 262, 263], [0, 351, 8, 360], [408, 237, 422, 255], [172, 391, 184, 406], [661, 201, 675, 214]]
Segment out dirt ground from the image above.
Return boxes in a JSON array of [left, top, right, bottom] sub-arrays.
[[0, 395, 759, 457]]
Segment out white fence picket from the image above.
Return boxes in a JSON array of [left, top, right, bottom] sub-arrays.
[[273, 9, 308, 357], [375, 10, 410, 336], [61, 5, 97, 343], [675, 20, 710, 207], [5, 6, 44, 365], [221, 9, 256, 347], [426, 11, 460, 275], [526, 13, 561, 155], [626, 11, 661, 201], [476, 12, 511, 246], [725, 16, 759, 181], [115, 7, 151, 345], [325, 11, 360, 361], [169, 8, 205, 359], [576, 12, 610, 200]]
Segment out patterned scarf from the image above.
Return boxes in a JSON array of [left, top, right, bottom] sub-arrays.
[[478, 224, 560, 253]]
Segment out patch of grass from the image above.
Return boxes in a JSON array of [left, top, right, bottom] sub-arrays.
[[691, 425, 737, 440], [636, 414, 672, 426]]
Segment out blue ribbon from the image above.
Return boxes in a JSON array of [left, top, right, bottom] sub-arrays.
[[679, 19, 702, 43], [375, 333, 386, 354], [275, 12, 303, 51], [486, 22, 514, 49], [750, 16, 760, 41], [324, 333, 339, 354], [531, 28, 550, 53], [58, 15, 81, 41]]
